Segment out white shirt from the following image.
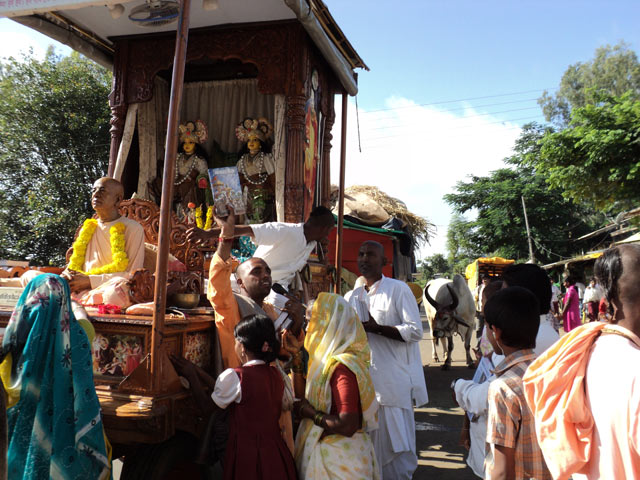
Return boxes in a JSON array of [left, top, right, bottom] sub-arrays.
[[550, 284, 561, 311], [454, 353, 504, 478], [576, 282, 586, 300], [251, 222, 316, 288], [211, 359, 265, 408], [345, 276, 428, 409], [536, 313, 560, 356]]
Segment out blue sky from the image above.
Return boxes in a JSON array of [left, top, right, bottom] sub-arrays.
[[1, 1, 639, 258]]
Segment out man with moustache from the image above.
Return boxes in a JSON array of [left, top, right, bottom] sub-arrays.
[[344, 241, 428, 480]]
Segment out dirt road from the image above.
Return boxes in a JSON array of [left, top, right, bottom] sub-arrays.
[[414, 317, 479, 480]]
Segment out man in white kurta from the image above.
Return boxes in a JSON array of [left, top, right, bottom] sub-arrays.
[[187, 205, 335, 289], [345, 241, 428, 480], [12, 178, 145, 308]]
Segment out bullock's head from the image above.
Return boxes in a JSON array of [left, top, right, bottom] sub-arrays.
[[425, 283, 466, 337]]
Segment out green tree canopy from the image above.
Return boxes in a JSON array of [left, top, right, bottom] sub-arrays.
[[538, 43, 640, 127], [418, 253, 451, 283], [446, 213, 479, 275], [0, 49, 111, 264], [534, 92, 640, 213], [445, 124, 599, 264]]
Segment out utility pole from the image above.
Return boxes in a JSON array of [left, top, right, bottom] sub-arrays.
[[521, 196, 535, 263]]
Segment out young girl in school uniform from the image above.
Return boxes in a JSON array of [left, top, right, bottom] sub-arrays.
[[213, 315, 297, 480]]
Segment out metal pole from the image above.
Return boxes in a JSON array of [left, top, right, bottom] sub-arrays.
[[521, 195, 535, 263], [150, 0, 191, 392], [334, 93, 348, 293]]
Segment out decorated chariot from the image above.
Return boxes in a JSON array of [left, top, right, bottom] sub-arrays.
[[0, 0, 365, 476]]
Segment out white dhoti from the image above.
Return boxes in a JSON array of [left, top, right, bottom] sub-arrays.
[[370, 405, 418, 480]]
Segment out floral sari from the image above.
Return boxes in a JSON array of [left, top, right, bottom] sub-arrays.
[[294, 293, 380, 479], [0, 274, 111, 480]]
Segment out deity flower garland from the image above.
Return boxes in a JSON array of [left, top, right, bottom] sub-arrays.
[[68, 219, 129, 275], [191, 204, 214, 230]]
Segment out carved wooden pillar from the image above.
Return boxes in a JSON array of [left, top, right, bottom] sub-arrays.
[[284, 94, 306, 222], [107, 41, 128, 177], [321, 96, 335, 207], [108, 103, 127, 177]]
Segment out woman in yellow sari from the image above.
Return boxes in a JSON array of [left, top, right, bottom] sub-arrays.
[[293, 292, 380, 479]]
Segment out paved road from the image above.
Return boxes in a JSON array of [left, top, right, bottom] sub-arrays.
[[414, 316, 479, 480]]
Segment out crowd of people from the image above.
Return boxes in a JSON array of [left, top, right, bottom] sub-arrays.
[[0, 176, 639, 480]]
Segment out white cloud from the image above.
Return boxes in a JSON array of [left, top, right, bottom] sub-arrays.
[[0, 19, 70, 60], [330, 95, 522, 260]]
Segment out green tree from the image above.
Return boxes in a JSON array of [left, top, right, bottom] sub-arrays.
[[534, 92, 640, 212], [538, 43, 640, 127], [0, 49, 112, 264], [418, 253, 451, 282], [446, 213, 479, 275], [445, 124, 599, 264]]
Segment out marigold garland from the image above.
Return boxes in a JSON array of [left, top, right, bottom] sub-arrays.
[[68, 219, 129, 275], [195, 205, 203, 229], [194, 205, 214, 230], [204, 205, 214, 230]]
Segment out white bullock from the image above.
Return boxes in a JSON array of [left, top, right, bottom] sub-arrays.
[[423, 274, 475, 370]]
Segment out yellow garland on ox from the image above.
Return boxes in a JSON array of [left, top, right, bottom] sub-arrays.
[[68, 219, 129, 275]]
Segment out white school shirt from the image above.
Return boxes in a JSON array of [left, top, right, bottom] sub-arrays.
[[345, 276, 428, 409], [211, 359, 265, 408], [251, 222, 316, 288]]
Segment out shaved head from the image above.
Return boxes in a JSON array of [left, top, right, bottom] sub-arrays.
[[362, 240, 384, 255], [357, 240, 387, 284], [91, 177, 124, 221]]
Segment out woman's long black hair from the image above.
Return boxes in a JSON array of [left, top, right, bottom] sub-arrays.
[[234, 315, 280, 363]]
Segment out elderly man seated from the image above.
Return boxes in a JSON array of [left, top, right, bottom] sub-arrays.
[[1, 177, 145, 310]]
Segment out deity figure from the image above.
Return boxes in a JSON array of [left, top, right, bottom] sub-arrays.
[[151, 120, 210, 221], [235, 117, 276, 222]]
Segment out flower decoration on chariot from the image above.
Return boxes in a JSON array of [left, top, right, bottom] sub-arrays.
[[235, 117, 273, 143], [178, 119, 208, 144]]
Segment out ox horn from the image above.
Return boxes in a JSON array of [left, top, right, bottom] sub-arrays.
[[446, 284, 459, 310], [424, 284, 439, 309]]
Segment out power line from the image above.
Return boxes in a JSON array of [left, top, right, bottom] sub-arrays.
[[360, 114, 546, 143], [361, 88, 553, 114], [364, 106, 542, 132], [363, 96, 542, 122]]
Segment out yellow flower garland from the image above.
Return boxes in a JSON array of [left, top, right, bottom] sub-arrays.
[[68, 219, 129, 275], [195, 205, 203, 229], [204, 205, 214, 230], [194, 205, 214, 230]]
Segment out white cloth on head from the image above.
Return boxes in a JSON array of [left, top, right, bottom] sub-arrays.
[[345, 276, 428, 478], [251, 222, 316, 288]]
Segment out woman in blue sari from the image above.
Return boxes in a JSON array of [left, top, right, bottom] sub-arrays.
[[0, 273, 111, 480]]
